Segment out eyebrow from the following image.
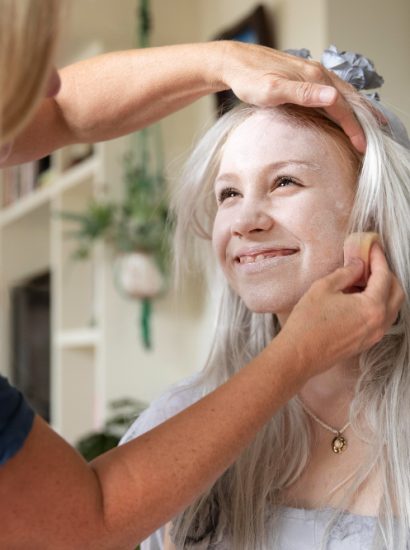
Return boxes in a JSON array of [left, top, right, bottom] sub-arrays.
[[214, 159, 321, 186]]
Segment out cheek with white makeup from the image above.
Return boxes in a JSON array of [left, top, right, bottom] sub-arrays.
[[290, 204, 351, 292], [211, 111, 357, 318]]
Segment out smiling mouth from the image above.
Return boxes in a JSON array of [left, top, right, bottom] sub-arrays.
[[235, 249, 298, 264]]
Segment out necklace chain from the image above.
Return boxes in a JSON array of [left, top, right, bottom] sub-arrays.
[[295, 396, 351, 435]]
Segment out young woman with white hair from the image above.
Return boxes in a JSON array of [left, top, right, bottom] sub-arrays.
[[124, 49, 410, 549], [0, 1, 402, 545]]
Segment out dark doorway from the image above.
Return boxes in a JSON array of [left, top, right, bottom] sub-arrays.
[[11, 272, 51, 421]]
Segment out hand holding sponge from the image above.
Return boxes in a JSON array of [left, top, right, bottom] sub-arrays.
[[343, 232, 380, 288]]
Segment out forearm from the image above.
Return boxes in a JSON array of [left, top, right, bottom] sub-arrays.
[[0, 334, 305, 550], [56, 43, 225, 140], [91, 332, 305, 547], [8, 42, 227, 165]]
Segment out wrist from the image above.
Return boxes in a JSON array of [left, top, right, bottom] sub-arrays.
[[202, 41, 232, 93], [269, 329, 312, 389]]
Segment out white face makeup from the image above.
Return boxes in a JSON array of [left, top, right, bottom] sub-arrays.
[[212, 110, 356, 321]]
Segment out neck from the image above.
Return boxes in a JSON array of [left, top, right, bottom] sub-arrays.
[[298, 359, 360, 432], [278, 311, 360, 423], [300, 359, 359, 404]]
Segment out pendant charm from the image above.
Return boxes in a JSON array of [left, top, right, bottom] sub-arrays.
[[332, 434, 347, 453]]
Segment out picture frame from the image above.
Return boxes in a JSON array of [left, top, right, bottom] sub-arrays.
[[213, 4, 275, 116]]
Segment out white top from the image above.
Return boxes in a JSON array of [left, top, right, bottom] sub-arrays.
[[121, 377, 380, 549]]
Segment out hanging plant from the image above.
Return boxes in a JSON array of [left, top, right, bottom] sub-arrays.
[[59, 135, 171, 349], [59, 0, 171, 349]]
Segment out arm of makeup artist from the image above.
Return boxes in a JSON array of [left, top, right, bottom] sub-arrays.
[[0, 246, 404, 549], [3, 41, 365, 167]]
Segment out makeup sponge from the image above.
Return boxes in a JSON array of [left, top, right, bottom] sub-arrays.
[[343, 232, 380, 287]]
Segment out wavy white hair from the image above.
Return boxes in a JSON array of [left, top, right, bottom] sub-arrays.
[[170, 96, 410, 549]]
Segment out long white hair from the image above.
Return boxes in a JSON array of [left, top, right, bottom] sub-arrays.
[[171, 97, 410, 549]]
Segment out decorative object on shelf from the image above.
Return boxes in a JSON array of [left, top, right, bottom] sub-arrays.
[[114, 251, 165, 349], [59, 0, 170, 349]]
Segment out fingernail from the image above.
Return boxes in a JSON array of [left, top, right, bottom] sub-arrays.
[[319, 87, 336, 104]]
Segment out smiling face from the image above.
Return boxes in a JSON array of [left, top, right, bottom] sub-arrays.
[[212, 109, 358, 320]]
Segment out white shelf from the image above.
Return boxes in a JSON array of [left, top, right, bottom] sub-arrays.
[[0, 155, 100, 227], [55, 327, 101, 349], [0, 179, 55, 227], [58, 155, 100, 195]]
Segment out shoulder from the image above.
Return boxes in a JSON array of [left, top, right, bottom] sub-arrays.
[[120, 374, 204, 444]]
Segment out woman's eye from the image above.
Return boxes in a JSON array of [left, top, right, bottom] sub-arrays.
[[218, 187, 240, 203], [275, 176, 298, 188]]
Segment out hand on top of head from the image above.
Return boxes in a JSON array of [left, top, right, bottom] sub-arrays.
[[219, 42, 365, 153], [219, 42, 408, 155]]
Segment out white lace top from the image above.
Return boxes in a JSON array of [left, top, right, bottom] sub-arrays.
[[121, 377, 380, 549]]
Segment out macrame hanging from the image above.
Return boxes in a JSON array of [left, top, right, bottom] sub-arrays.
[[115, 0, 169, 349]]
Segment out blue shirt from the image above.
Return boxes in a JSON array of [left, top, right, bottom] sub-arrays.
[[0, 374, 34, 465]]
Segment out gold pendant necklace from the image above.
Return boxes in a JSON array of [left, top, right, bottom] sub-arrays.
[[296, 396, 351, 454], [331, 434, 348, 454]]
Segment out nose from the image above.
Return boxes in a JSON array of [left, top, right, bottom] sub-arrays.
[[231, 198, 274, 237]]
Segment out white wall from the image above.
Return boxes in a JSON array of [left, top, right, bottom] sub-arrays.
[[276, 0, 327, 57], [328, 0, 410, 130], [57, 0, 136, 64]]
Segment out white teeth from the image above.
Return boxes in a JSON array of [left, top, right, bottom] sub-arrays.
[[240, 254, 266, 264], [238, 250, 297, 264]]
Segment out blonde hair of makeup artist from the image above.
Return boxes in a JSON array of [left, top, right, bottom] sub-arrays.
[[0, 0, 62, 145], [167, 98, 410, 549]]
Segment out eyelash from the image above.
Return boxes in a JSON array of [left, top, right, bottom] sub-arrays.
[[217, 187, 239, 203], [217, 176, 299, 204], [276, 175, 298, 188]]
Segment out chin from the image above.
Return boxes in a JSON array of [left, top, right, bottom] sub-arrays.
[[236, 277, 314, 316], [241, 293, 297, 315]]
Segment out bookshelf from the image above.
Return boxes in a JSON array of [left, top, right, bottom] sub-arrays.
[[0, 136, 130, 444]]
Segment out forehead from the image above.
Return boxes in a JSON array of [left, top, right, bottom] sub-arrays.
[[219, 110, 342, 173]]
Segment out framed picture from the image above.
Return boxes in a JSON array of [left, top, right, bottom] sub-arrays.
[[213, 4, 275, 116]]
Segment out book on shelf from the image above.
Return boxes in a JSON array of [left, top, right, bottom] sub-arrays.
[[1, 156, 53, 208]]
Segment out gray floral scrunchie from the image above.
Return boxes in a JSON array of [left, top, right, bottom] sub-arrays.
[[285, 45, 410, 149]]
